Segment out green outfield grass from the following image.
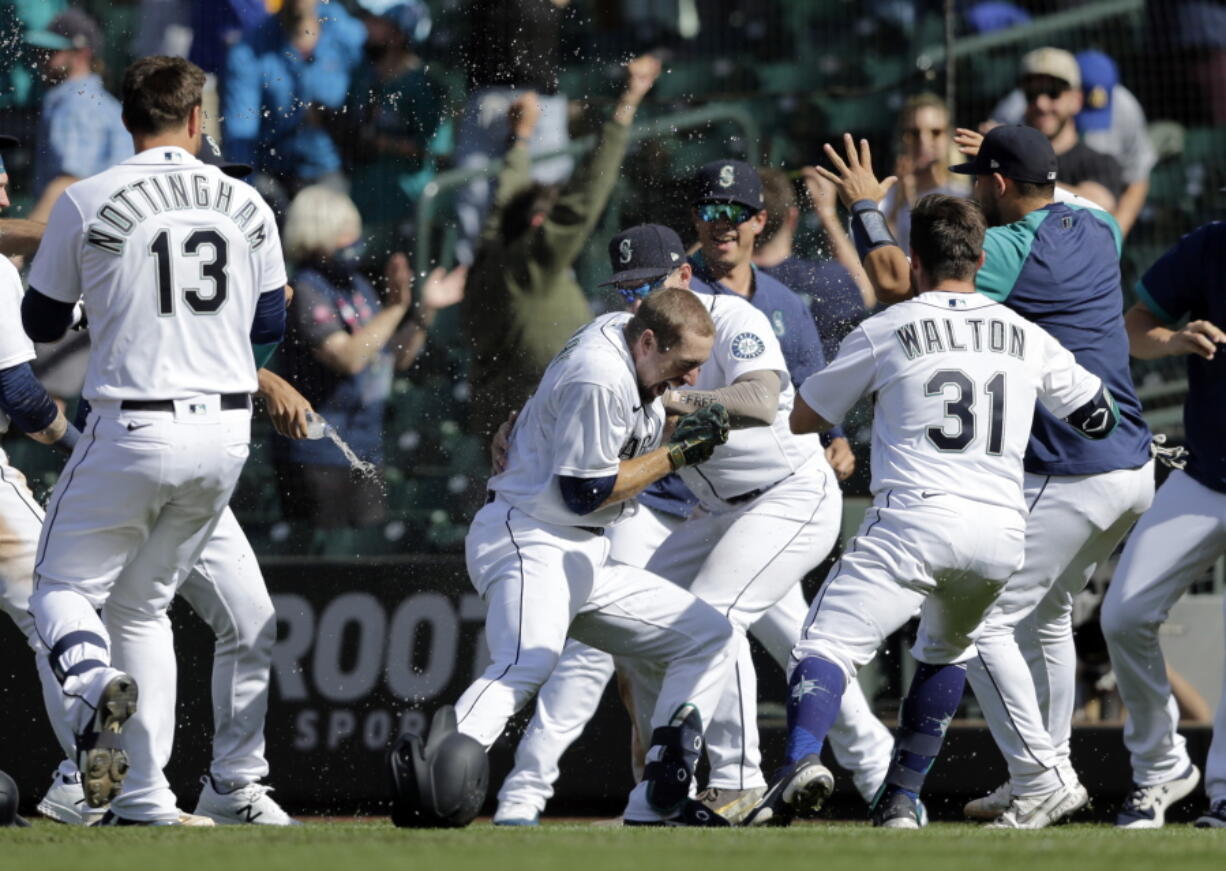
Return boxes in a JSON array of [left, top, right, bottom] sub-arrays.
[[3, 820, 1223, 871]]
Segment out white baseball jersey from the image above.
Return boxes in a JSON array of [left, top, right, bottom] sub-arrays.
[[676, 290, 823, 509], [799, 291, 1102, 516], [0, 254, 36, 434], [27, 146, 286, 400], [490, 311, 665, 528]]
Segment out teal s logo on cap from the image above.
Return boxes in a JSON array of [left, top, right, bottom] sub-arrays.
[[719, 164, 735, 188], [771, 310, 786, 337], [619, 238, 633, 264]]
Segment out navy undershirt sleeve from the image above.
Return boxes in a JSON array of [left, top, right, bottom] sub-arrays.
[[558, 473, 618, 516], [250, 289, 287, 345], [0, 362, 58, 433], [21, 288, 76, 343]]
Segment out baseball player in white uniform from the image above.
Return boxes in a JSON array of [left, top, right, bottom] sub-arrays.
[[454, 287, 745, 826], [0, 132, 300, 827], [492, 226, 887, 826], [746, 193, 1117, 829], [22, 56, 286, 826], [1099, 220, 1226, 828]]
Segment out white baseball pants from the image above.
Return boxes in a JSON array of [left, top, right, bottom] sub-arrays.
[[170, 506, 276, 790], [794, 489, 1026, 682], [965, 463, 1154, 795], [456, 497, 737, 758], [30, 398, 251, 822], [637, 460, 843, 791], [0, 452, 76, 762], [1101, 470, 1226, 801]]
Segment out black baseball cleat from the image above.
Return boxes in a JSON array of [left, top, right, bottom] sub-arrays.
[[624, 799, 731, 827], [79, 672, 139, 808], [741, 755, 834, 827], [871, 787, 929, 829], [93, 809, 215, 827], [0, 769, 30, 827], [1194, 799, 1226, 829]]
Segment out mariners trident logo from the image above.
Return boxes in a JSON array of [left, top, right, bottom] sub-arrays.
[[718, 164, 735, 188], [619, 238, 634, 264]]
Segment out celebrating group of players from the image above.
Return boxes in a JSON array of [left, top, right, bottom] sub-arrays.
[[0, 49, 1222, 832]]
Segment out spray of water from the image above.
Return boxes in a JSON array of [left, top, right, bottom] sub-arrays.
[[306, 412, 379, 479]]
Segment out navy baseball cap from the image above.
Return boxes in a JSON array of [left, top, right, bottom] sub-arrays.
[[26, 9, 103, 55], [198, 134, 253, 179], [0, 135, 18, 175], [951, 125, 1058, 184], [691, 159, 764, 211], [601, 224, 686, 286], [1076, 50, 1118, 133]]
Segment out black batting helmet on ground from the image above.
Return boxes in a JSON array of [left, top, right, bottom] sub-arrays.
[[0, 769, 29, 827], [388, 705, 488, 828]]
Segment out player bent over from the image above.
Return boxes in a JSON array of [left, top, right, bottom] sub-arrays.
[[744, 194, 1118, 828], [22, 57, 287, 825], [446, 288, 740, 826]]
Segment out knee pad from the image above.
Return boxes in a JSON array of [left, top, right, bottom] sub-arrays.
[[643, 703, 704, 814], [389, 705, 488, 828]]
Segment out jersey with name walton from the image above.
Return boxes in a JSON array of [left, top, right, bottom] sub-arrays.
[[1134, 220, 1226, 493], [28, 146, 286, 401], [677, 289, 823, 510], [976, 201, 1149, 476], [490, 311, 665, 528], [799, 292, 1102, 516]]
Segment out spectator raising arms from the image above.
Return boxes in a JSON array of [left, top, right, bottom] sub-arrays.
[[25, 10, 132, 222], [274, 185, 465, 544], [223, 0, 366, 199], [463, 54, 661, 447]]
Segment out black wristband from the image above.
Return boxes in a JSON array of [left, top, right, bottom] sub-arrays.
[[849, 199, 900, 258]]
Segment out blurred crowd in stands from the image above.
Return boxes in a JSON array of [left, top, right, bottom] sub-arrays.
[[0, 0, 1222, 552]]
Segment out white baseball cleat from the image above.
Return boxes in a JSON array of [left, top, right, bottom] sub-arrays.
[[697, 786, 766, 826], [94, 809, 216, 827], [36, 767, 105, 826], [1115, 765, 1200, 829], [985, 781, 1089, 829], [964, 781, 1011, 820], [493, 801, 541, 826], [194, 777, 300, 826]]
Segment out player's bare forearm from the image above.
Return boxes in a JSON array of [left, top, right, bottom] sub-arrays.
[[598, 447, 675, 508], [1125, 302, 1224, 360], [819, 208, 877, 309], [1113, 180, 1148, 238], [789, 396, 835, 435], [30, 175, 77, 224], [865, 245, 913, 305], [0, 218, 46, 257], [257, 368, 313, 438], [27, 409, 68, 446]]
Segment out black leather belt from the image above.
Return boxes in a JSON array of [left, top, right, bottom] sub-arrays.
[[724, 472, 794, 506], [486, 490, 603, 536], [121, 393, 251, 412]]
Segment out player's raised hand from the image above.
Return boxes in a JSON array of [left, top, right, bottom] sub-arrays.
[[953, 127, 984, 158], [623, 54, 662, 103], [508, 92, 541, 141], [814, 133, 897, 208], [383, 252, 414, 309], [420, 264, 468, 312], [1171, 320, 1226, 360], [825, 436, 856, 481]]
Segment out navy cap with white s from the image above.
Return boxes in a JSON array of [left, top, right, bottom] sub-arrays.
[[691, 159, 764, 211], [601, 224, 686, 286], [951, 124, 1058, 185]]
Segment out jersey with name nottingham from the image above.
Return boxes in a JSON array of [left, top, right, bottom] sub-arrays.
[[490, 312, 665, 529], [27, 146, 286, 401], [800, 292, 1101, 516]]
